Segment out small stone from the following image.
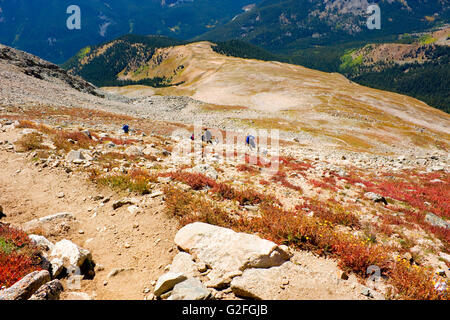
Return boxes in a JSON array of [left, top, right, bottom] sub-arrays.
[[28, 280, 63, 300], [154, 272, 188, 297], [169, 278, 210, 300], [361, 287, 373, 298], [197, 262, 208, 273]]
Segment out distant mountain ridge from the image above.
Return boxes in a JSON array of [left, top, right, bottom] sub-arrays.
[[199, 0, 449, 52], [0, 0, 258, 63], [0, 0, 448, 63]]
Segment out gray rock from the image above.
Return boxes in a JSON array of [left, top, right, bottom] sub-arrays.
[[174, 222, 290, 286], [66, 150, 85, 162], [29, 234, 54, 251], [361, 287, 374, 298], [125, 146, 143, 157], [29, 280, 63, 300], [168, 278, 210, 300], [0, 270, 51, 300], [154, 272, 188, 297], [112, 198, 138, 210], [107, 268, 133, 279], [192, 164, 218, 180], [230, 261, 356, 300], [149, 191, 164, 198], [0, 44, 102, 96], [425, 213, 450, 229], [23, 212, 75, 234]]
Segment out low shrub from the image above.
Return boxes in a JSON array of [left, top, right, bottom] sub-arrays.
[[388, 258, 449, 300], [299, 199, 360, 228], [96, 169, 157, 195], [15, 132, 47, 151]]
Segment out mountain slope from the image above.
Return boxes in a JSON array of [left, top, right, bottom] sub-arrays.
[[65, 38, 450, 153], [0, 43, 102, 97], [62, 34, 186, 87]]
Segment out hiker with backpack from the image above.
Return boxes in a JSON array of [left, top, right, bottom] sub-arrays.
[[246, 134, 256, 150]]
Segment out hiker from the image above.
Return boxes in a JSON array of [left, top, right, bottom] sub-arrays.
[[202, 128, 213, 144], [246, 134, 256, 150], [191, 133, 195, 141], [122, 124, 130, 134]]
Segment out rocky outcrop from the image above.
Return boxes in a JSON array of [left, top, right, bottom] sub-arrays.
[[154, 222, 295, 299], [29, 280, 64, 300], [49, 239, 94, 278], [425, 213, 450, 229], [0, 44, 102, 97], [169, 252, 198, 277], [174, 222, 290, 286]]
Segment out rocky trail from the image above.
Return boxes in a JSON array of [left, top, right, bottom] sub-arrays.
[[0, 137, 179, 299]]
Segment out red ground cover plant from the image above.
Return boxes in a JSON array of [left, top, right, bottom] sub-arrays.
[[161, 171, 279, 206], [271, 171, 303, 193], [236, 164, 259, 174], [309, 178, 338, 192], [278, 156, 314, 172], [0, 224, 42, 288]]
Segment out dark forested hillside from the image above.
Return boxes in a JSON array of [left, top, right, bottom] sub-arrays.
[[62, 35, 185, 87], [353, 58, 450, 114], [211, 40, 283, 62]]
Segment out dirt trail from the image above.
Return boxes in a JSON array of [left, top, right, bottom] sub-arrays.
[[0, 142, 179, 300]]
